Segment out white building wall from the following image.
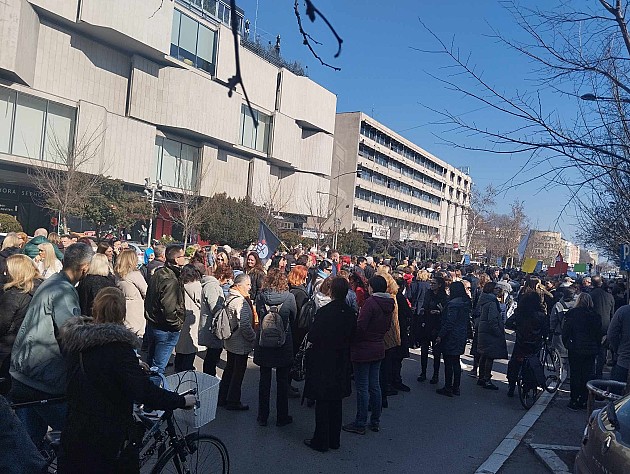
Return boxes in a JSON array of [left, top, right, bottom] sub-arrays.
[[0, 0, 39, 86], [28, 0, 78, 22]]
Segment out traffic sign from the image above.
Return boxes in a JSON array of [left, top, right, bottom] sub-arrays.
[[620, 244, 630, 271]]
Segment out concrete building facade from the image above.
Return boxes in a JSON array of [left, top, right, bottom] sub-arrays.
[[0, 0, 336, 236], [522, 230, 563, 266], [330, 112, 471, 251]]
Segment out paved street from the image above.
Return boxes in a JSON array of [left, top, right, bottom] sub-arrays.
[[193, 344, 540, 474]]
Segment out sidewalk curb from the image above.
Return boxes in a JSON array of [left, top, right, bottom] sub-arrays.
[[474, 389, 556, 473]]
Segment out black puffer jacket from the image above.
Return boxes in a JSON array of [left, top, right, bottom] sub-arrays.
[[254, 289, 297, 368], [438, 297, 471, 356], [477, 292, 509, 360], [59, 317, 186, 473], [77, 274, 117, 317], [562, 307, 602, 356]]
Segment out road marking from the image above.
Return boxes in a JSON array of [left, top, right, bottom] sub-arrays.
[[474, 389, 557, 474]]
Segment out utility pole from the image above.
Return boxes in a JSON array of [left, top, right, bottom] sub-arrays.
[[144, 178, 162, 248]]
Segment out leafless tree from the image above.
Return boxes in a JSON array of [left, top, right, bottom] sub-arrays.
[[462, 184, 496, 256], [29, 123, 107, 233]]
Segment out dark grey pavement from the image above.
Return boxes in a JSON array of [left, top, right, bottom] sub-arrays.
[[195, 346, 534, 474]]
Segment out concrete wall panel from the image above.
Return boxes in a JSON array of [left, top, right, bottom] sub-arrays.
[[0, 0, 39, 85], [200, 144, 250, 199], [280, 70, 336, 134], [28, 0, 78, 21]]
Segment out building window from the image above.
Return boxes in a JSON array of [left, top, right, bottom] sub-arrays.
[[239, 105, 272, 153], [154, 136, 199, 190], [171, 10, 217, 75], [0, 86, 75, 163]]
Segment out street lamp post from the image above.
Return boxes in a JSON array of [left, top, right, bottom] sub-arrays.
[[144, 178, 162, 248], [580, 93, 630, 104]]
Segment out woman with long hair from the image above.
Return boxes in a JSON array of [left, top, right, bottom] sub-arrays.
[[254, 268, 297, 427], [174, 264, 203, 372], [35, 242, 63, 279], [114, 249, 148, 337], [0, 255, 41, 394], [435, 281, 471, 397], [0, 233, 23, 287], [349, 271, 368, 310], [288, 264, 309, 397], [469, 273, 491, 377], [96, 242, 114, 271], [77, 254, 117, 317], [562, 292, 601, 410], [418, 276, 448, 384], [408, 269, 431, 349], [59, 288, 195, 473], [218, 273, 257, 410], [245, 252, 266, 301]]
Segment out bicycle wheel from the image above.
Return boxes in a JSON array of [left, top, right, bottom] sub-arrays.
[[152, 433, 229, 474], [541, 347, 561, 393], [518, 377, 540, 409]]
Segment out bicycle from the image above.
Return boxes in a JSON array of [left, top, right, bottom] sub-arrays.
[[539, 338, 562, 394], [139, 370, 229, 474], [517, 339, 561, 409]]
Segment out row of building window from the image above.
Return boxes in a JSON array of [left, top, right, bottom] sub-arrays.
[[360, 121, 445, 176], [0, 87, 75, 164], [357, 165, 441, 206], [177, 0, 244, 33], [153, 137, 199, 190], [239, 105, 272, 153], [354, 187, 440, 221], [171, 9, 218, 75], [358, 143, 443, 191], [354, 208, 439, 236]]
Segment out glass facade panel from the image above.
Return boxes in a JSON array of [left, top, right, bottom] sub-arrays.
[[161, 139, 181, 188], [178, 13, 198, 64], [240, 105, 256, 149], [196, 24, 216, 73], [179, 144, 197, 189], [171, 10, 181, 46], [255, 113, 271, 153], [44, 102, 75, 163], [13, 94, 46, 159], [0, 88, 15, 154]]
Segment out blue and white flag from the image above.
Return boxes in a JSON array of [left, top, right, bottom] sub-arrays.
[[256, 220, 281, 261]]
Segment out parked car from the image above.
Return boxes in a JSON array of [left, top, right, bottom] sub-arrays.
[[575, 393, 630, 473], [126, 241, 147, 266]]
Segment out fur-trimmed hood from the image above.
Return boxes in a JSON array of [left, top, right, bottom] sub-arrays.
[[60, 316, 140, 353]]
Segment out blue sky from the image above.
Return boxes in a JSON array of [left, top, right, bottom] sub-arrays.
[[236, 0, 594, 241]]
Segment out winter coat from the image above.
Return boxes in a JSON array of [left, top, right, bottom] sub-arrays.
[[197, 276, 225, 349], [477, 292, 508, 360], [608, 305, 630, 369], [350, 293, 395, 363], [513, 309, 548, 358], [176, 281, 203, 354], [144, 263, 185, 332], [419, 290, 448, 342], [143, 259, 165, 285], [345, 289, 359, 314], [247, 269, 265, 302], [590, 287, 615, 338], [408, 280, 430, 315], [59, 317, 185, 472], [384, 296, 401, 351], [0, 281, 41, 372], [77, 274, 117, 317], [314, 290, 332, 309], [23, 236, 63, 261], [438, 297, 471, 356], [223, 289, 256, 355], [562, 306, 601, 356], [550, 298, 576, 358], [253, 289, 297, 368], [0, 247, 21, 288], [394, 291, 411, 359], [117, 270, 148, 337], [289, 284, 309, 314], [10, 271, 80, 395], [303, 299, 356, 401]]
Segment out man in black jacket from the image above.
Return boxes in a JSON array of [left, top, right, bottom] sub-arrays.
[[144, 245, 186, 379], [590, 276, 615, 378]]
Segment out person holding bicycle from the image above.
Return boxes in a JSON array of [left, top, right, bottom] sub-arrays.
[[58, 287, 195, 473], [506, 291, 549, 398]]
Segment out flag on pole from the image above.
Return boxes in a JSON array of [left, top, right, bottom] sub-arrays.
[[256, 220, 281, 261], [556, 252, 564, 263]]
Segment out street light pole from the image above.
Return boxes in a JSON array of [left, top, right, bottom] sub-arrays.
[[144, 178, 162, 248]]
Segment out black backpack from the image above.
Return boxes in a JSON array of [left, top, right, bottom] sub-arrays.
[[297, 296, 317, 330]]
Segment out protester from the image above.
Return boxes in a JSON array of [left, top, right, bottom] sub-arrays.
[[469, 273, 491, 377], [477, 282, 509, 391], [0, 233, 23, 288], [304, 276, 356, 452], [218, 273, 256, 411], [550, 286, 577, 381], [343, 275, 394, 435], [22, 228, 63, 261], [377, 271, 402, 408], [144, 245, 186, 379], [288, 264, 309, 394], [35, 242, 63, 279], [435, 281, 471, 397], [58, 287, 195, 473], [408, 269, 430, 349], [254, 269, 297, 427], [589, 276, 615, 379], [174, 264, 203, 372], [246, 252, 266, 301], [0, 255, 41, 395], [96, 242, 114, 271], [77, 253, 117, 317], [143, 245, 166, 285], [115, 249, 148, 337], [418, 276, 448, 384], [607, 303, 630, 386], [562, 293, 601, 410], [9, 243, 94, 443]]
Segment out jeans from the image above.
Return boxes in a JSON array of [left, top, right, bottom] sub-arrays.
[[145, 322, 180, 375], [258, 366, 289, 422], [479, 356, 494, 382], [568, 353, 595, 404], [218, 352, 248, 405], [353, 360, 382, 428], [9, 379, 67, 447], [203, 348, 223, 377], [312, 399, 342, 450], [443, 354, 461, 390], [174, 352, 196, 372]]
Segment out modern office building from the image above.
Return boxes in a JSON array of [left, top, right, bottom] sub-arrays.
[[521, 230, 563, 266], [330, 112, 471, 252], [0, 0, 336, 236]]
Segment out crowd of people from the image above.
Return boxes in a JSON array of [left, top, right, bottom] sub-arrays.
[[1, 229, 629, 471]]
